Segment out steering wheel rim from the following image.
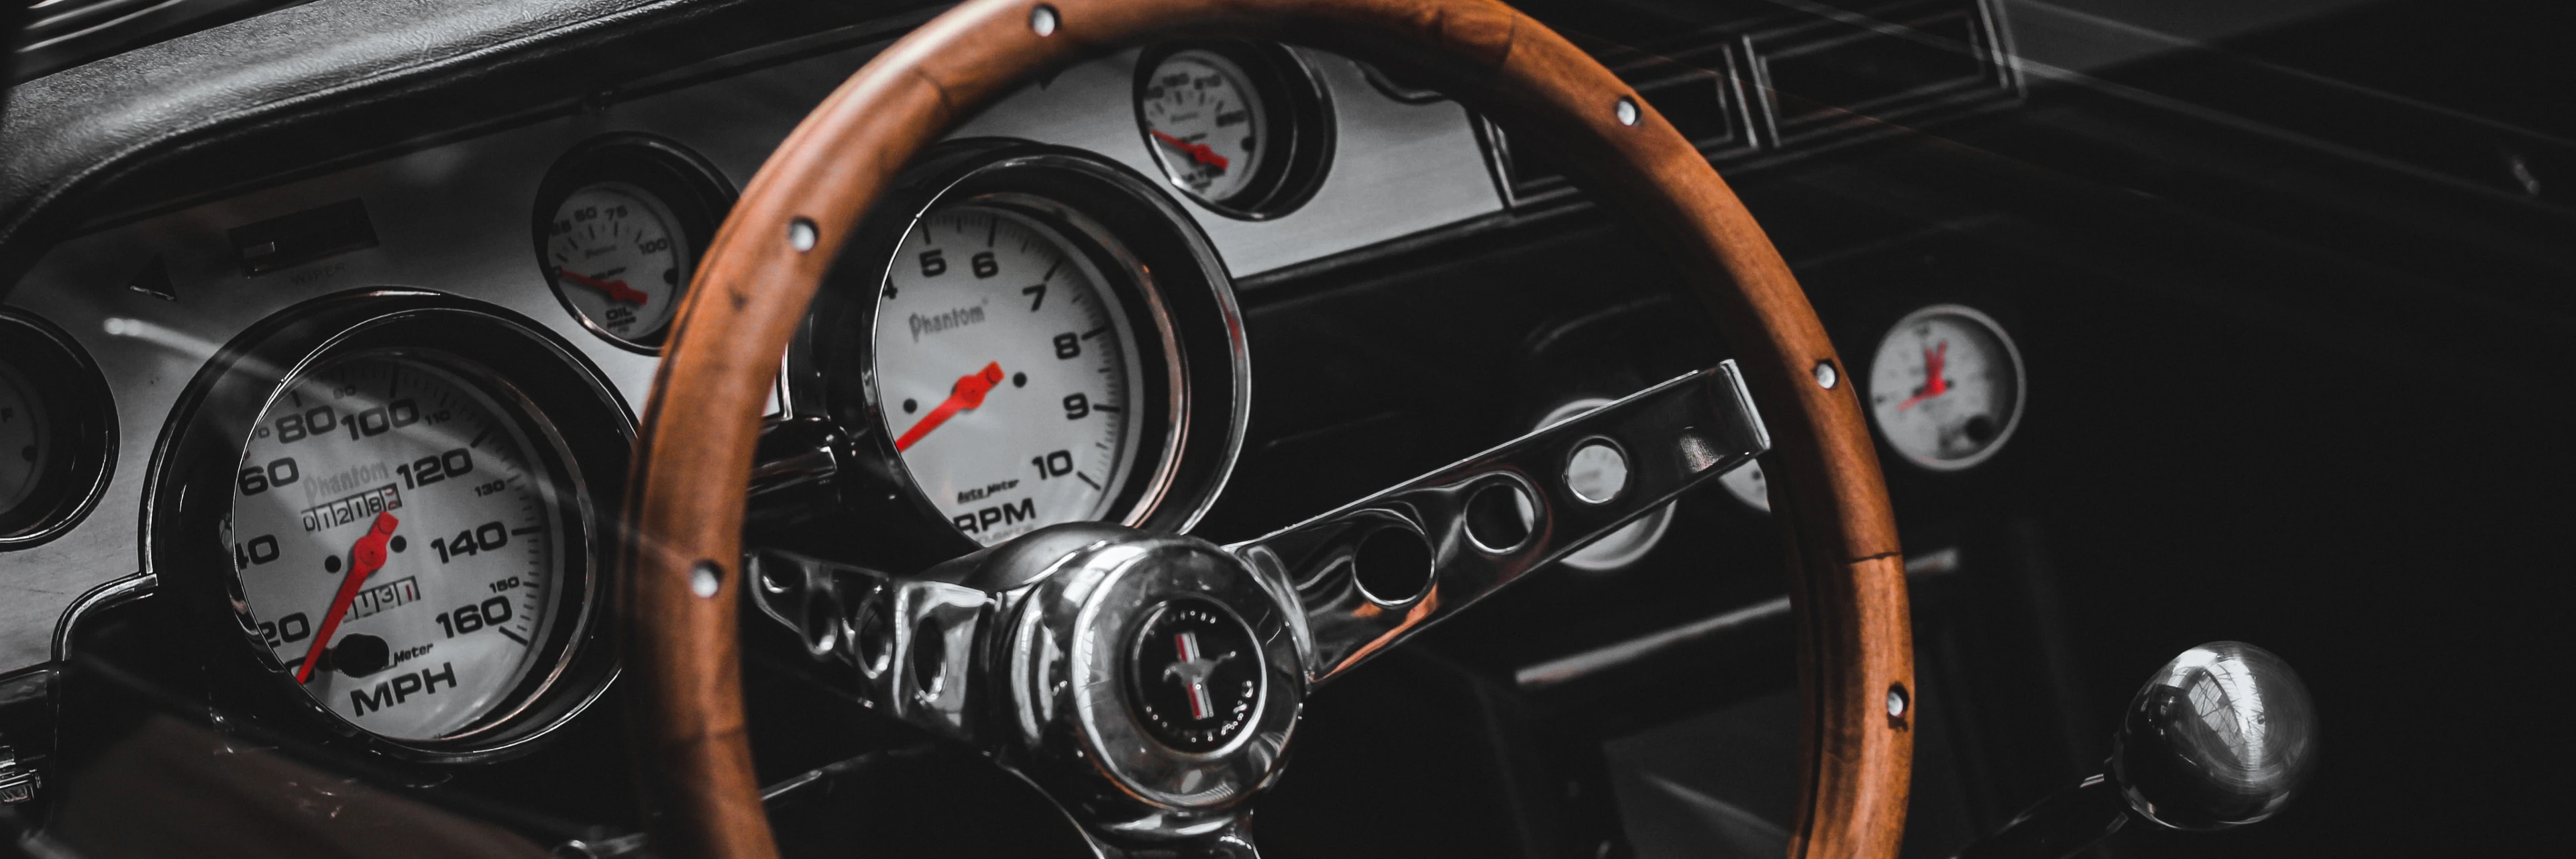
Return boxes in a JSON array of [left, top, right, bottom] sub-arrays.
[[619, 1, 1913, 856]]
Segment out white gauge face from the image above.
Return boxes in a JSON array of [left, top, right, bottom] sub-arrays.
[[1868, 305, 2025, 470], [1140, 49, 1269, 205], [545, 181, 689, 346], [874, 205, 1154, 546], [0, 362, 46, 513], [227, 354, 570, 742]]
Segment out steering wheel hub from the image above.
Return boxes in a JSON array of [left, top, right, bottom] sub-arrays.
[[994, 527, 1305, 819]]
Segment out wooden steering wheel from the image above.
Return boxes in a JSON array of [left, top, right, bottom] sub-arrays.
[[618, 1, 1913, 856]]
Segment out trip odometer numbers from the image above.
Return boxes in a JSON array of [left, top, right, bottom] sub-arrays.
[[226, 353, 566, 742], [874, 205, 1150, 546]]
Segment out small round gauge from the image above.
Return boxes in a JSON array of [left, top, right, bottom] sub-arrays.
[[873, 204, 1155, 546], [226, 352, 575, 742], [1135, 42, 1332, 217], [1867, 304, 2026, 470], [0, 363, 48, 515], [533, 135, 736, 352], [542, 183, 689, 344], [0, 311, 115, 548]]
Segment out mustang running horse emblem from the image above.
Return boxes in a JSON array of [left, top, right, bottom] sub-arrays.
[[1162, 631, 1238, 720]]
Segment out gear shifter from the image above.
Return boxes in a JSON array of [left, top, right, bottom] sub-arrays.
[[1955, 642, 2318, 859]]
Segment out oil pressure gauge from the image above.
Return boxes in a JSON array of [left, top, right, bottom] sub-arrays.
[[1866, 304, 2025, 470], [533, 135, 736, 352], [1134, 42, 1333, 218]]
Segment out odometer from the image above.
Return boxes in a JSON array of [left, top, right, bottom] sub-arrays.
[[226, 352, 571, 742], [873, 205, 1150, 545]]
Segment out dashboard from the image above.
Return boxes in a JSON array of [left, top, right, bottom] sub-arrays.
[[0, 0, 2055, 835], [0, 34, 1503, 686], [9, 0, 2559, 856]]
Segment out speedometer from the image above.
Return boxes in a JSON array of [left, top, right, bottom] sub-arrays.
[[227, 352, 573, 742], [874, 205, 1150, 545]]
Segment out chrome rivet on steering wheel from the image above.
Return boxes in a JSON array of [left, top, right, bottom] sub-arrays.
[[1887, 683, 1909, 717], [787, 217, 818, 251], [1030, 3, 1059, 36], [1815, 359, 1840, 389], [689, 560, 722, 597], [1614, 96, 1640, 126]]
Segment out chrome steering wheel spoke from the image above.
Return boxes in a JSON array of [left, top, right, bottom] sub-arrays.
[[741, 362, 1767, 856], [1234, 362, 1769, 684], [744, 549, 993, 743]]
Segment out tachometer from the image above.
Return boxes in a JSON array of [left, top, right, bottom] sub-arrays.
[[874, 205, 1150, 545], [1866, 304, 2025, 470], [226, 352, 571, 741], [794, 148, 1249, 565]]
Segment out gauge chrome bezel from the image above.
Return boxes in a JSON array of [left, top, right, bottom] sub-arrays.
[[145, 290, 630, 762], [867, 197, 1182, 541], [530, 133, 739, 354], [0, 309, 117, 550], [1132, 41, 1336, 220], [790, 144, 1252, 572], [1868, 303, 2027, 472]]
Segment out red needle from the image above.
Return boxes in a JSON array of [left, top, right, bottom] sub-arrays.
[[1896, 342, 1951, 411], [894, 362, 1006, 452], [297, 512, 400, 684], [1148, 130, 1231, 170], [557, 268, 650, 305]]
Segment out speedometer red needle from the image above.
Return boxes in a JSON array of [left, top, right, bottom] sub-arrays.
[[894, 362, 1006, 452], [557, 268, 650, 305], [297, 511, 399, 684], [1896, 342, 1951, 411], [1148, 130, 1230, 170]]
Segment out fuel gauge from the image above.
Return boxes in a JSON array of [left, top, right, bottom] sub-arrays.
[[1866, 304, 2025, 470]]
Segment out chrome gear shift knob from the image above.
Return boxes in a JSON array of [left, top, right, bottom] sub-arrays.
[[1953, 642, 2319, 859], [2112, 641, 2318, 830]]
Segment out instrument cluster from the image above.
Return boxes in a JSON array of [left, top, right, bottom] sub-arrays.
[[0, 18, 2037, 771], [0, 33, 1419, 764]]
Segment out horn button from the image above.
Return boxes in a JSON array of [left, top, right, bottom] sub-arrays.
[[994, 525, 1305, 820], [1128, 597, 1267, 752]]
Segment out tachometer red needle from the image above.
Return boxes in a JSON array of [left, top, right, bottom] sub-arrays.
[[894, 362, 1006, 452], [297, 511, 399, 684], [1148, 130, 1230, 170], [1896, 342, 1950, 411], [557, 268, 650, 305]]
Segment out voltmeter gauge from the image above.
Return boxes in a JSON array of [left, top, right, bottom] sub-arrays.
[[1134, 42, 1332, 218], [1866, 304, 2026, 470], [533, 135, 736, 352]]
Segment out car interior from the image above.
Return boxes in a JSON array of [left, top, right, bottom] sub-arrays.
[[0, 0, 2565, 857]]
